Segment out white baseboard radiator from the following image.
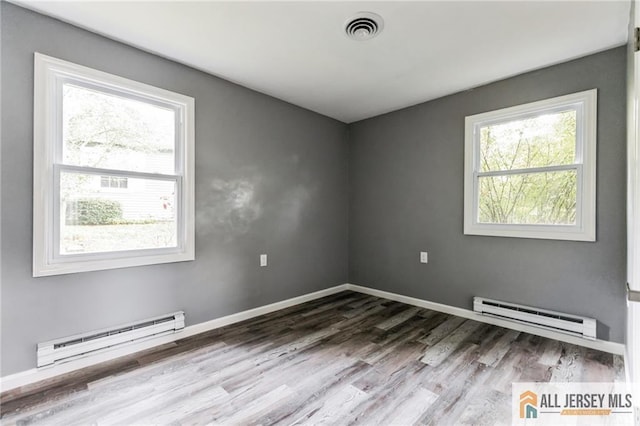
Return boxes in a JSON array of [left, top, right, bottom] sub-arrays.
[[37, 311, 185, 368], [473, 297, 596, 340]]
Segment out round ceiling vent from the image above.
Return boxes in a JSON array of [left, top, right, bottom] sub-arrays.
[[344, 12, 384, 41]]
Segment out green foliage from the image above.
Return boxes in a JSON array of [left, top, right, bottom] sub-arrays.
[[62, 84, 174, 169], [479, 111, 577, 225], [66, 198, 123, 225]]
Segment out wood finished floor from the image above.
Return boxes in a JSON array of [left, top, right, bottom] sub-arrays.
[[0, 291, 625, 425]]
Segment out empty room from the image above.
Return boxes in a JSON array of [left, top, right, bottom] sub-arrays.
[[2, 0, 640, 424]]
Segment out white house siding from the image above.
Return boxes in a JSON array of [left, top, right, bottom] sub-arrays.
[[72, 151, 176, 221]]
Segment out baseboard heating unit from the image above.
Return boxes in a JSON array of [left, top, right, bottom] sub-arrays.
[[473, 297, 596, 340], [37, 311, 185, 367]]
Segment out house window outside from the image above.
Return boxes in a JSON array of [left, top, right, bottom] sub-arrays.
[[33, 53, 195, 276], [463, 90, 597, 241], [100, 176, 128, 189]]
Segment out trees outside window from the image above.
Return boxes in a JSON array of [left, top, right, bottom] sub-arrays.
[[464, 90, 597, 241]]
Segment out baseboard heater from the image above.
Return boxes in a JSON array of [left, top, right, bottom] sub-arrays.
[[473, 297, 596, 340], [37, 311, 185, 368]]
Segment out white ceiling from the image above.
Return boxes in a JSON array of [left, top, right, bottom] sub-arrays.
[[14, 1, 631, 123]]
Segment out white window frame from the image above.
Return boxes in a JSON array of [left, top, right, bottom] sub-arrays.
[[463, 89, 597, 241], [33, 53, 195, 277]]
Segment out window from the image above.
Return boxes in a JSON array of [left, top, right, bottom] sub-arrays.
[[101, 176, 128, 189], [464, 90, 597, 241], [33, 53, 195, 276]]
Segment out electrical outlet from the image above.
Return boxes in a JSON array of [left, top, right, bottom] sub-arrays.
[[420, 252, 428, 264], [260, 254, 267, 267]]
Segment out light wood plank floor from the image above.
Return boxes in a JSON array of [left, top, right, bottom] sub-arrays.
[[0, 291, 625, 425]]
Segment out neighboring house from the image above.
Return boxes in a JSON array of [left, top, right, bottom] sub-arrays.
[[67, 150, 175, 222]]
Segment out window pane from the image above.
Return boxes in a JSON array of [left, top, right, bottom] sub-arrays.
[[480, 110, 576, 172], [478, 170, 577, 225], [62, 83, 176, 174], [61, 172, 177, 254]]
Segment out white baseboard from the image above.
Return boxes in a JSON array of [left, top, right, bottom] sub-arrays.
[[0, 282, 625, 393], [344, 284, 625, 356], [0, 284, 349, 393]]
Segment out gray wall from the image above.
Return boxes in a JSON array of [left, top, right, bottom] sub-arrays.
[[349, 47, 627, 342], [1, 3, 349, 376]]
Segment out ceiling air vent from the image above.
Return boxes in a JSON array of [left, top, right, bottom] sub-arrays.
[[344, 12, 384, 41]]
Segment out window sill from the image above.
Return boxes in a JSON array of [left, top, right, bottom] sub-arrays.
[[463, 223, 595, 242]]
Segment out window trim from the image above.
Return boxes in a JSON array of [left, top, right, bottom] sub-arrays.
[[33, 53, 195, 276], [463, 89, 597, 241]]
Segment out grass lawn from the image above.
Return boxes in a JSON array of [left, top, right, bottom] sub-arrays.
[[62, 221, 176, 254]]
